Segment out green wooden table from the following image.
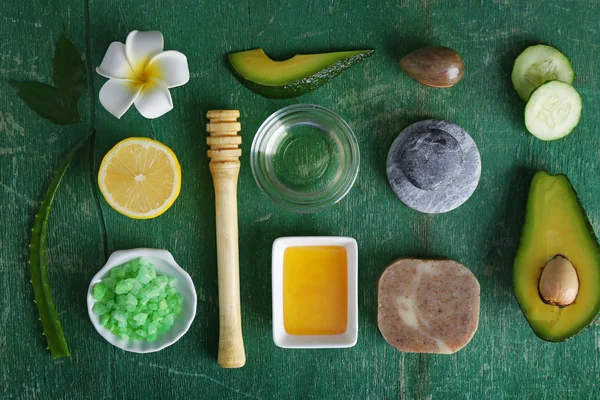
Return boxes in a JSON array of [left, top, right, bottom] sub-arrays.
[[1, 0, 599, 398]]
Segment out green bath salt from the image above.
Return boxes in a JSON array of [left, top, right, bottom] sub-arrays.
[[92, 257, 184, 342]]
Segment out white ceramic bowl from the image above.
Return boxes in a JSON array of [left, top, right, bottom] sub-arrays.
[[272, 236, 358, 348], [87, 248, 197, 353]]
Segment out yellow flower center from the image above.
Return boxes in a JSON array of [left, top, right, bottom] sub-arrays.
[[132, 58, 162, 84], [137, 61, 161, 84]]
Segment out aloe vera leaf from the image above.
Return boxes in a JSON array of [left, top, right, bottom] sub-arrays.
[[29, 130, 93, 358]]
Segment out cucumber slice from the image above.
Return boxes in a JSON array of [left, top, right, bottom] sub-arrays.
[[525, 81, 581, 141], [512, 45, 574, 101]]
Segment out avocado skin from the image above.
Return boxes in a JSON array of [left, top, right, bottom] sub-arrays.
[[229, 50, 374, 99], [513, 170, 600, 341]]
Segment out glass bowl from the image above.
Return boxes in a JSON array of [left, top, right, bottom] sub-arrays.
[[251, 104, 360, 213]]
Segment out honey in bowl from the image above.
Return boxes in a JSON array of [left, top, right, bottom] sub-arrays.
[[283, 246, 348, 335]]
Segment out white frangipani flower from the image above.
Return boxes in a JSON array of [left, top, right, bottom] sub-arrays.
[[96, 30, 190, 119]]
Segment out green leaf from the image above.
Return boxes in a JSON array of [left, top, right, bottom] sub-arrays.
[[29, 130, 93, 358], [10, 81, 81, 125], [52, 33, 85, 100]]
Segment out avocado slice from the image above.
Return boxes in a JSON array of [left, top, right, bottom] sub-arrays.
[[228, 48, 374, 99], [514, 171, 600, 341]]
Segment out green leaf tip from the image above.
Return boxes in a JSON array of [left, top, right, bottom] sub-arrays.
[[10, 81, 81, 125], [10, 31, 85, 125], [28, 130, 93, 359], [53, 33, 85, 101]]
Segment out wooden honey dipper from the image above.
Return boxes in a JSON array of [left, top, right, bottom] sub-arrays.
[[206, 110, 246, 368]]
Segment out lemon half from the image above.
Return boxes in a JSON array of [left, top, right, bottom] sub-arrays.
[[98, 137, 181, 219]]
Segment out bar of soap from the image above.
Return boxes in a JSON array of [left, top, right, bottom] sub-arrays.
[[377, 259, 480, 354]]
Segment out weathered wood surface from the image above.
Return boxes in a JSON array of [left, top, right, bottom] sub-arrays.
[[1, 0, 599, 398]]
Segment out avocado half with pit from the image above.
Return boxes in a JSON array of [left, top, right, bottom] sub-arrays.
[[228, 48, 374, 99], [514, 171, 600, 341]]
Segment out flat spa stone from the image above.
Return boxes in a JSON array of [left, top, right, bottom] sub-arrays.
[[386, 120, 481, 213], [377, 259, 480, 354]]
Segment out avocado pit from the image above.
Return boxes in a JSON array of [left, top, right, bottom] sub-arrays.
[[400, 46, 465, 88], [539, 255, 579, 307]]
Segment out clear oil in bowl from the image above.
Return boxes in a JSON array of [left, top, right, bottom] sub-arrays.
[[251, 104, 359, 213], [269, 121, 342, 194]]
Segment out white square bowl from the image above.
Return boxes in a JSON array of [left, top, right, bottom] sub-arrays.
[[272, 236, 358, 348]]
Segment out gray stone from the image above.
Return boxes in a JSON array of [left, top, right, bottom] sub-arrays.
[[386, 120, 481, 214], [399, 129, 463, 191]]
